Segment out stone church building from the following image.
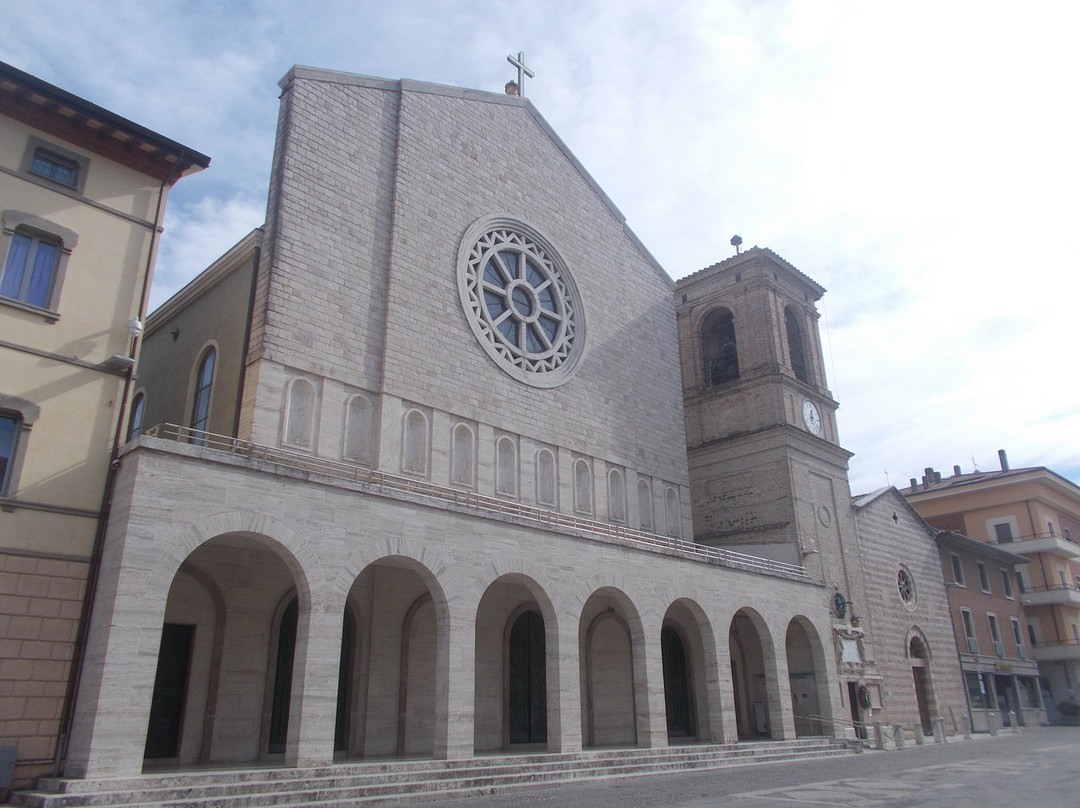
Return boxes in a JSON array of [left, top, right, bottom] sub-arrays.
[[61, 66, 964, 781]]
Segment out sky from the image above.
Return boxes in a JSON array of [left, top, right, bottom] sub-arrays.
[[5, 0, 1080, 495]]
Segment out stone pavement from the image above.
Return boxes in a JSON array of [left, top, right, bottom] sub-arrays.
[[406, 728, 1079, 808]]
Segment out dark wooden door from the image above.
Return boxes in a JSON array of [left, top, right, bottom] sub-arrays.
[[508, 611, 547, 744], [144, 623, 194, 759]]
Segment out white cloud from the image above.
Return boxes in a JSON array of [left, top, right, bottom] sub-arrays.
[[6, 0, 1080, 494], [151, 194, 266, 311]]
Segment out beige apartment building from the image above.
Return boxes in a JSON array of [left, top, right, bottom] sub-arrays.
[[0, 61, 208, 789], [906, 452, 1080, 721]]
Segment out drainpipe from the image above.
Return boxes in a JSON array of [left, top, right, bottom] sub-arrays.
[[52, 155, 185, 775]]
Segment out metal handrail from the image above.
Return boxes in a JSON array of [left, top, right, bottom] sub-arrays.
[[139, 424, 812, 582]]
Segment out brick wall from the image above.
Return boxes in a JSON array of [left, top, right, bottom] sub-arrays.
[[0, 553, 88, 789]]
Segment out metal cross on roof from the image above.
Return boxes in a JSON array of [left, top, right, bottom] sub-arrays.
[[506, 51, 535, 97]]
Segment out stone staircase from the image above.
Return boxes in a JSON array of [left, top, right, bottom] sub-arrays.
[[9, 738, 858, 808]]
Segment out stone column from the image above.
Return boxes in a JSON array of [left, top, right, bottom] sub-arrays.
[[433, 609, 474, 759], [285, 596, 343, 768], [547, 608, 582, 753], [636, 615, 668, 749]]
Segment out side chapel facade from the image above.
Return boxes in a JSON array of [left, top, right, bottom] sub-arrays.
[[62, 67, 965, 779]]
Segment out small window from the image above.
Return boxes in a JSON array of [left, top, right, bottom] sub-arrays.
[[189, 347, 216, 444], [1, 230, 60, 308], [950, 554, 965, 586], [0, 413, 18, 494], [897, 567, 916, 605], [993, 522, 1014, 543], [30, 148, 80, 188], [701, 308, 738, 386], [785, 306, 811, 384], [0, 395, 39, 497], [977, 562, 991, 593], [127, 392, 145, 442], [1016, 570, 1026, 594], [21, 138, 89, 194], [1027, 623, 1037, 646], [1001, 569, 1014, 599], [961, 609, 978, 654]]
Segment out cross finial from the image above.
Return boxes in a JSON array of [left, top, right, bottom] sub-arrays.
[[506, 51, 535, 97]]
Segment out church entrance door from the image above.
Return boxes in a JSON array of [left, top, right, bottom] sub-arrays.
[[661, 626, 693, 738], [144, 623, 194, 759], [507, 610, 547, 744]]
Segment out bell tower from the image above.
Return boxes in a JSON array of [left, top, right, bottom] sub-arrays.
[[675, 247, 856, 580]]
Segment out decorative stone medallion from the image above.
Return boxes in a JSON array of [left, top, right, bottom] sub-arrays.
[[458, 216, 585, 387]]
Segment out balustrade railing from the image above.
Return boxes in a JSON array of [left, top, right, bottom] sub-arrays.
[[140, 424, 812, 581]]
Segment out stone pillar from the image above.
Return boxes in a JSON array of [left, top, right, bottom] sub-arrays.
[[636, 617, 669, 749], [286, 596, 343, 768], [767, 646, 797, 741], [64, 516, 169, 778], [873, 722, 885, 750], [914, 724, 924, 745], [933, 716, 947, 743], [714, 633, 739, 743], [1009, 711, 1020, 733], [547, 608, 582, 753], [434, 609, 475, 760], [962, 714, 972, 739], [893, 724, 905, 748], [988, 711, 999, 736]]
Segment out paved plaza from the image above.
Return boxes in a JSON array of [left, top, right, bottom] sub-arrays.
[[408, 728, 1080, 808]]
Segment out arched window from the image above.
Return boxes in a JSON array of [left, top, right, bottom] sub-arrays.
[[451, 423, 475, 486], [664, 487, 681, 538], [574, 459, 593, 515], [127, 392, 145, 442], [402, 409, 428, 475], [785, 307, 811, 384], [536, 448, 557, 507], [496, 436, 518, 497], [189, 347, 216, 445], [343, 395, 375, 465], [284, 378, 315, 449], [608, 468, 626, 524], [701, 308, 738, 386], [638, 479, 653, 531]]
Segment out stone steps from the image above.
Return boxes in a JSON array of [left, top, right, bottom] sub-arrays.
[[10, 738, 858, 808]]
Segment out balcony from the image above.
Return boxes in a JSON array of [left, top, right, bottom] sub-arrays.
[[1021, 583, 1080, 608], [1005, 533, 1080, 559], [1031, 639, 1080, 662]]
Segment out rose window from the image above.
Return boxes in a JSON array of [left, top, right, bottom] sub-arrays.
[[458, 218, 584, 387]]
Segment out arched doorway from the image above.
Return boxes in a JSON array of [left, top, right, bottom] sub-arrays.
[[909, 635, 935, 733], [338, 558, 445, 759], [143, 534, 303, 769], [729, 609, 773, 739], [785, 617, 830, 737], [473, 575, 555, 752], [580, 589, 643, 747]]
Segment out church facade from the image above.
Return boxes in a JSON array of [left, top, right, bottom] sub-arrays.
[[62, 67, 964, 780]]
